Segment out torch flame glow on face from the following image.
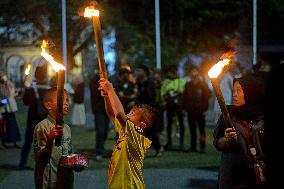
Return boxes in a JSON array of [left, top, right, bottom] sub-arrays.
[[41, 40, 65, 72], [84, 6, 99, 17], [208, 59, 230, 78], [24, 64, 31, 75]]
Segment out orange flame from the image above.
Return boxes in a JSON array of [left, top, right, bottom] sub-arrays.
[[41, 40, 65, 72], [24, 64, 31, 75], [208, 59, 230, 78], [84, 6, 99, 17]]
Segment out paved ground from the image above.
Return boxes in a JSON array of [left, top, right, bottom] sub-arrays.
[[0, 147, 218, 189], [1, 168, 217, 189]]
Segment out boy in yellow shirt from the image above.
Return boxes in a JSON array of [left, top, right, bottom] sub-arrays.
[[99, 78, 157, 189]]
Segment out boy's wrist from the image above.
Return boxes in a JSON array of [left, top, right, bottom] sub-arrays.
[[105, 86, 115, 94]]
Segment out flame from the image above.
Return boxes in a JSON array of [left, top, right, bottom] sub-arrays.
[[208, 59, 230, 78], [24, 64, 31, 75], [84, 6, 99, 17], [41, 40, 65, 72]]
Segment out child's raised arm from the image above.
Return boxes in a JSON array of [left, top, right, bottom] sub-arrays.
[[98, 78, 127, 124]]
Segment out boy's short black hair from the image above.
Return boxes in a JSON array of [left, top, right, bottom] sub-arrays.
[[135, 104, 157, 130]]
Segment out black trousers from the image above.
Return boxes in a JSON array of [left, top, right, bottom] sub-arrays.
[[146, 124, 161, 152], [187, 113, 206, 150], [166, 105, 184, 146]]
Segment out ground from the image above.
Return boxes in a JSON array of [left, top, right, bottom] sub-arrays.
[[0, 101, 221, 188]]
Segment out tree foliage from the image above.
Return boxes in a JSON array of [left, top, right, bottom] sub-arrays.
[[103, 0, 249, 69], [0, 0, 94, 69], [1, 0, 284, 70], [104, 0, 284, 69]]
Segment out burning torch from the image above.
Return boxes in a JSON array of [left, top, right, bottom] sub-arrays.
[[24, 64, 31, 76], [84, 1, 108, 79], [41, 40, 66, 146], [208, 59, 234, 128], [24, 64, 33, 88]]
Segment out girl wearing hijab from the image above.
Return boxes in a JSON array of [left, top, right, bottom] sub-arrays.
[[213, 75, 267, 189]]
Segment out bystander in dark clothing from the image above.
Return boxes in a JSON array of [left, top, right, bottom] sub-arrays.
[[161, 67, 186, 150], [19, 81, 49, 170], [19, 65, 50, 170], [183, 67, 211, 153], [152, 69, 165, 135], [136, 64, 163, 156], [0, 108, 5, 148], [90, 72, 110, 161], [112, 68, 138, 113]]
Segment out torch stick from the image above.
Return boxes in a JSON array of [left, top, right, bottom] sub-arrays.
[[84, 3, 108, 79], [55, 70, 65, 146], [208, 59, 234, 128], [210, 78, 234, 128], [92, 14, 107, 79], [41, 40, 66, 146]]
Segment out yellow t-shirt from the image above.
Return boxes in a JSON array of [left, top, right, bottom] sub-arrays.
[[108, 118, 152, 189]]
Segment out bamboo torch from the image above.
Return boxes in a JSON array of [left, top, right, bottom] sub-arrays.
[[84, 2, 108, 79], [41, 40, 66, 146], [208, 59, 234, 128]]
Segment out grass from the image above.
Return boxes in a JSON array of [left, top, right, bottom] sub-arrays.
[[0, 170, 9, 182], [2, 103, 221, 181], [25, 114, 221, 171], [69, 126, 221, 170]]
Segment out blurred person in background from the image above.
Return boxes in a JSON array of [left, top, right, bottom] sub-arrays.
[[19, 66, 50, 170], [89, 69, 110, 161], [183, 66, 211, 153], [161, 65, 186, 151], [0, 98, 7, 148], [71, 75, 86, 127], [0, 70, 21, 148], [112, 67, 138, 114], [136, 64, 163, 156]]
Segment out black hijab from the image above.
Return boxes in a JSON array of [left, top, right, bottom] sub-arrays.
[[230, 75, 265, 120]]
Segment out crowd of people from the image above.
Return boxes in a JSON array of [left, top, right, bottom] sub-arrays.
[[0, 58, 281, 188]]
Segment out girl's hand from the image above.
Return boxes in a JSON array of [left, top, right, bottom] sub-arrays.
[[224, 127, 237, 141]]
